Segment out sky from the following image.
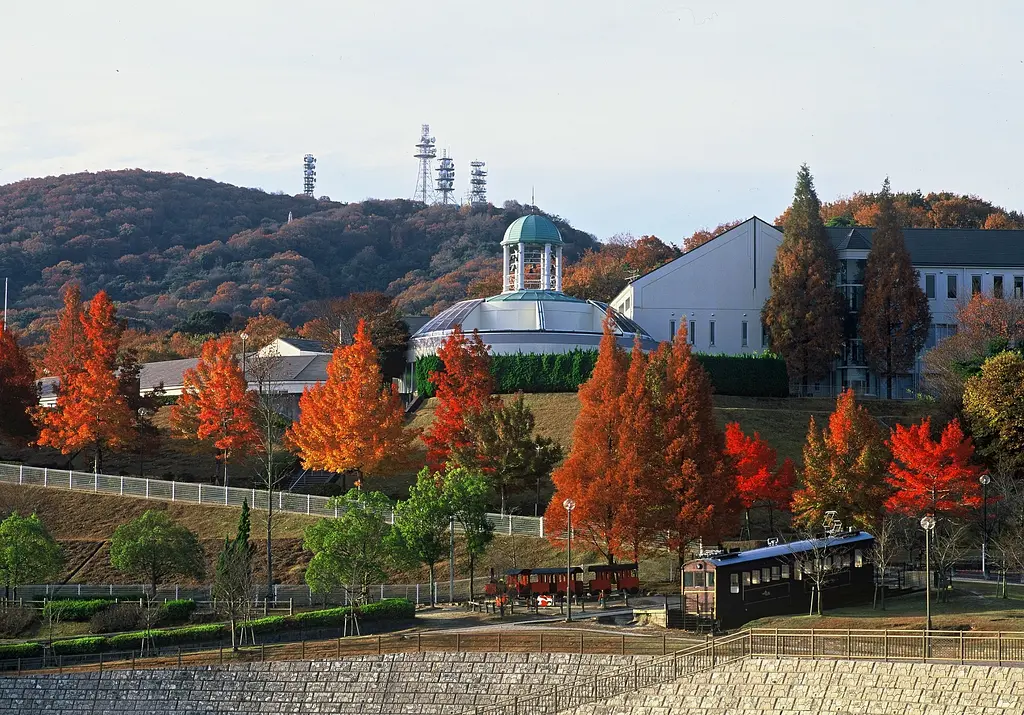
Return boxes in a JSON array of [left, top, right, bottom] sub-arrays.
[[4, 1, 1024, 243]]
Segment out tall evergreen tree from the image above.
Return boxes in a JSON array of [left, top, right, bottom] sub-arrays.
[[762, 165, 844, 393], [860, 178, 931, 398]]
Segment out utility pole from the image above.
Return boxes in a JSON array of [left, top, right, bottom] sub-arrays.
[[449, 514, 455, 604]]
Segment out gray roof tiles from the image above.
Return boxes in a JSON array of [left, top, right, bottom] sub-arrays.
[[826, 226, 1024, 266]]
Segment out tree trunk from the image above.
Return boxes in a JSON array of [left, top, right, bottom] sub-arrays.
[[817, 587, 823, 615], [428, 563, 436, 607], [266, 486, 274, 604], [767, 504, 775, 535], [94, 442, 102, 474], [743, 509, 751, 540], [469, 552, 476, 601], [500, 485, 507, 516], [223, 451, 229, 489]]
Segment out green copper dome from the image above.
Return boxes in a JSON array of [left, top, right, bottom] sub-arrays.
[[501, 215, 564, 246]]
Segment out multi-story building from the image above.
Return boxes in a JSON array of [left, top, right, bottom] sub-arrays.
[[611, 217, 1024, 398]]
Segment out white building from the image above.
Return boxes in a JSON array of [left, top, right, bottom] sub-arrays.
[[611, 217, 1024, 398], [408, 214, 656, 361]]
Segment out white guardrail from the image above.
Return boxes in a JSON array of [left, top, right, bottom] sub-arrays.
[[0, 462, 544, 538]]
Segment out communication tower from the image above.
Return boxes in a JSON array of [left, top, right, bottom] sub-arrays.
[[413, 124, 436, 203], [436, 150, 456, 205], [469, 160, 487, 205], [303, 154, 316, 197]]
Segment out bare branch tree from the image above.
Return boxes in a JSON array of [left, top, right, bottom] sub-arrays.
[[870, 514, 910, 611], [930, 519, 972, 602]]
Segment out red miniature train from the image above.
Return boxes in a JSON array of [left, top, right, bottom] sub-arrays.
[[485, 563, 640, 601]]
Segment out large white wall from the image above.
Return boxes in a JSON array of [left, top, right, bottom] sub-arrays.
[[613, 218, 782, 350]]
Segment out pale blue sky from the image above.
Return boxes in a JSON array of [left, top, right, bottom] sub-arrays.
[[3, 1, 1024, 242]]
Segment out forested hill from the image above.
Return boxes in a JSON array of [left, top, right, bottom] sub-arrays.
[[0, 170, 596, 339]]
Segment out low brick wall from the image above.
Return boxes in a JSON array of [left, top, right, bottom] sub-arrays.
[[0, 651, 645, 715], [567, 657, 1024, 715]]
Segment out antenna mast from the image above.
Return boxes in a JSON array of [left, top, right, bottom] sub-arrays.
[[469, 160, 487, 206], [436, 150, 456, 205], [302, 154, 317, 197], [413, 124, 436, 203]]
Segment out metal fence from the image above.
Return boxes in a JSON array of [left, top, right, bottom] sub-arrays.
[[0, 462, 543, 537], [14, 578, 492, 606]]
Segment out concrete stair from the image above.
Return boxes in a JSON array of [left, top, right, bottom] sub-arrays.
[[566, 657, 1024, 715]]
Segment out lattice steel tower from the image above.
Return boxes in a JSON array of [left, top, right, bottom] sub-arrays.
[[469, 160, 487, 205], [413, 124, 436, 203], [302, 154, 316, 197], [436, 150, 456, 205]]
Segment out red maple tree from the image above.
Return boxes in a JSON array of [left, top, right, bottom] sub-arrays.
[[422, 326, 497, 471], [0, 326, 38, 442], [546, 317, 628, 563], [170, 336, 258, 486], [36, 291, 134, 472], [886, 418, 983, 518], [724, 422, 795, 536], [286, 320, 412, 486]]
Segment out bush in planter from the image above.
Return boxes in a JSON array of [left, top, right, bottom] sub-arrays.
[[51, 637, 108, 656]]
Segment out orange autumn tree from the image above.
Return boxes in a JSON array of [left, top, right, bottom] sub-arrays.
[[171, 336, 258, 487], [546, 317, 628, 563], [286, 320, 412, 487], [659, 323, 739, 557], [422, 325, 497, 471], [886, 418, 982, 518], [43, 283, 87, 383], [0, 326, 38, 443], [724, 423, 795, 537], [36, 291, 134, 473], [791, 389, 890, 530]]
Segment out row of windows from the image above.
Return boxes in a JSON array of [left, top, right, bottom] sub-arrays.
[[924, 273, 1024, 300], [670, 319, 768, 349], [721, 550, 864, 594]]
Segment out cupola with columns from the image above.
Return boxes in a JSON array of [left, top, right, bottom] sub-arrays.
[[501, 215, 564, 293]]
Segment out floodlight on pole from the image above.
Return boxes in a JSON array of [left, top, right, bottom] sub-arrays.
[[239, 332, 249, 384], [563, 498, 576, 622], [921, 515, 936, 632], [980, 474, 991, 579]]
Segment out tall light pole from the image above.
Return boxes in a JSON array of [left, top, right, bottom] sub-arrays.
[[239, 332, 249, 382], [981, 475, 991, 580], [563, 498, 576, 623], [921, 515, 936, 633]]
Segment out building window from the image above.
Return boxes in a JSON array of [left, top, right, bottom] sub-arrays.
[[781, 564, 790, 579], [947, 275, 958, 299], [730, 573, 740, 594], [689, 321, 696, 345], [762, 326, 770, 349], [925, 274, 936, 299], [709, 321, 715, 347], [771, 566, 781, 581], [762, 567, 771, 583], [972, 275, 982, 296], [750, 569, 760, 585], [741, 321, 748, 347], [994, 276, 1004, 299], [683, 572, 693, 588], [742, 572, 751, 586], [855, 549, 864, 568], [707, 572, 715, 587], [1016, 276, 1024, 299], [669, 320, 676, 340]]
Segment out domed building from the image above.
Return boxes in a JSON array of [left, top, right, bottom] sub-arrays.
[[408, 215, 657, 360]]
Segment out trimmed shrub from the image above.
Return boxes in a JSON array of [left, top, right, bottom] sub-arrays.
[[89, 604, 143, 634], [51, 637, 108, 656], [157, 599, 197, 626], [697, 353, 789, 398], [0, 642, 43, 659], [153, 624, 226, 646], [106, 631, 150, 650], [359, 599, 415, 621], [43, 599, 113, 622], [242, 615, 287, 634]]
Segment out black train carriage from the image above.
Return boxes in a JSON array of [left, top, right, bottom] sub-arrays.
[[681, 531, 875, 629]]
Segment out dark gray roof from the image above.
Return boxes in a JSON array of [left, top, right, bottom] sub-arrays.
[[696, 531, 874, 567], [826, 227, 1024, 266], [278, 337, 330, 353], [139, 355, 330, 391], [140, 358, 199, 391]]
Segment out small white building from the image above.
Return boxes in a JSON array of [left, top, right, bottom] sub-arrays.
[[408, 215, 657, 361], [611, 217, 1024, 398]]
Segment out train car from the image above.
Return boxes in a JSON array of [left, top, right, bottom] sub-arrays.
[[587, 563, 640, 595], [681, 531, 874, 629], [503, 567, 584, 600]]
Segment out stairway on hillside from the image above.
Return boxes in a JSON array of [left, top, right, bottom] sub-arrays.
[[564, 657, 1024, 715]]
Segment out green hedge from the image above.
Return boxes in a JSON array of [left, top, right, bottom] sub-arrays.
[[0, 642, 43, 659], [1, 599, 416, 659], [157, 599, 197, 625], [416, 351, 787, 398], [42, 599, 113, 622]]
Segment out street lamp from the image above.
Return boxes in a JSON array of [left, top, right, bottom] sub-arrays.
[[137, 407, 152, 477], [980, 475, 991, 580], [563, 498, 576, 623], [239, 332, 249, 380], [921, 515, 936, 633]]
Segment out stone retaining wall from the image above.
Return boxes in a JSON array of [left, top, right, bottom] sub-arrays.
[[0, 651, 644, 715], [566, 656, 1024, 715]]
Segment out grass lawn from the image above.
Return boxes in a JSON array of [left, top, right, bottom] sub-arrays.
[[745, 582, 1024, 632]]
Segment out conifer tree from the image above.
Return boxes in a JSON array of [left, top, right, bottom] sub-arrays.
[[762, 165, 844, 393], [659, 324, 739, 555], [791, 389, 890, 530], [171, 336, 258, 487], [546, 316, 627, 563], [42, 283, 87, 383], [0, 326, 38, 443], [860, 178, 930, 398], [286, 320, 412, 485], [36, 291, 135, 473], [422, 326, 497, 471]]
